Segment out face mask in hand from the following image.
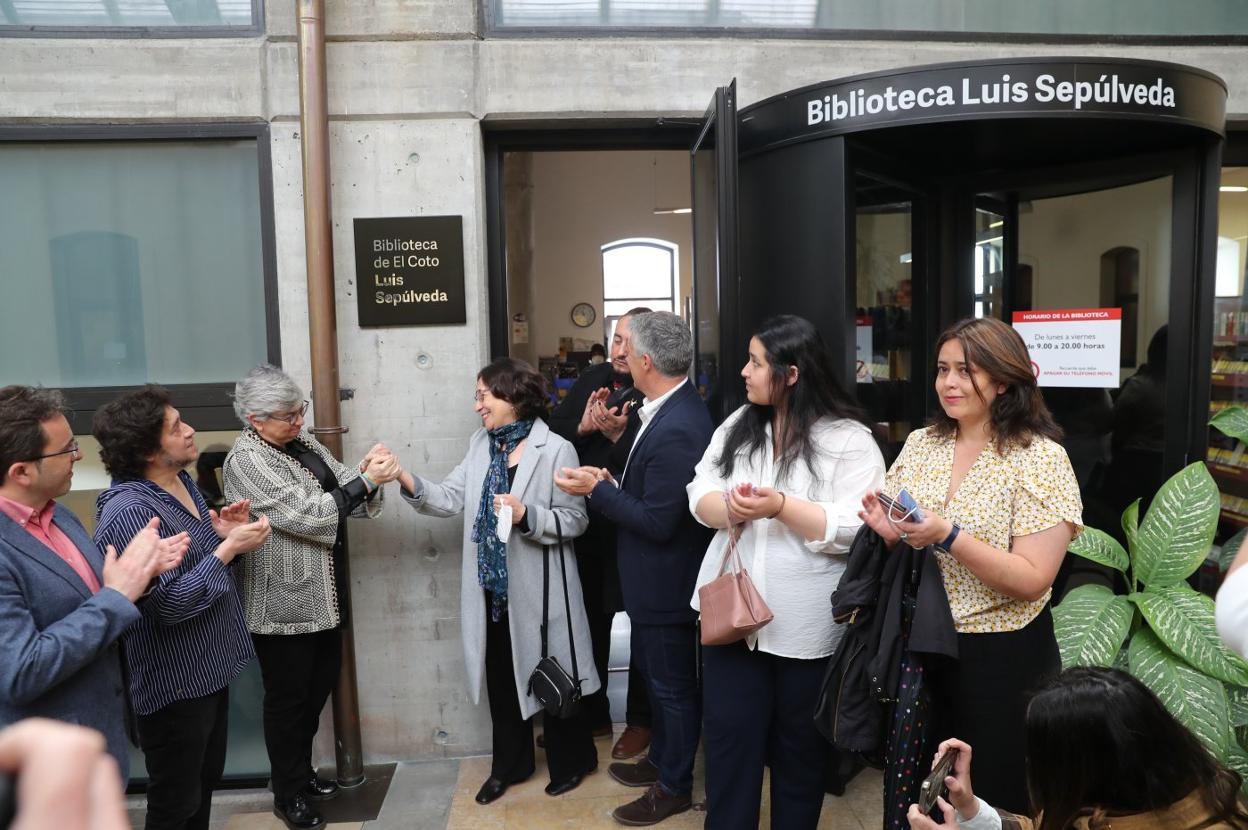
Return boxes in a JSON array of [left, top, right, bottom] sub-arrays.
[[496, 503, 512, 545]]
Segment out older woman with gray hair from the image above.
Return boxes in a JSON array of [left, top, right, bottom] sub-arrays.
[[223, 364, 399, 830]]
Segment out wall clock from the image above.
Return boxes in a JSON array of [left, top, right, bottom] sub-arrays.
[[571, 302, 596, 327]]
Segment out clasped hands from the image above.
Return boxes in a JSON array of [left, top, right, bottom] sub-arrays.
[[723, 482, 784, 524], [577, 388, 632, 442], [358, 442, 402, 487], [858, 491, 953, 549]]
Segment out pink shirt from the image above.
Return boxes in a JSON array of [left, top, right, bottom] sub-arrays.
[[0, 494, 101, 594]]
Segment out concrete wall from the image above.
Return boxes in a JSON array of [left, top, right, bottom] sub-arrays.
[[4, 0, 1248, 763]]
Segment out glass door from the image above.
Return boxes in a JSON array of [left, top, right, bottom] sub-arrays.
[[850, 164, 934, 461], [975, 173, 1180, 546], [690, 80, 739, 423]]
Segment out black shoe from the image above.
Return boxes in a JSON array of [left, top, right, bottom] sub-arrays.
[[273, 792, 325, 829], [304, 772, 339, 801], [475, 776, 509, 805], [545, 762, 597, 796]]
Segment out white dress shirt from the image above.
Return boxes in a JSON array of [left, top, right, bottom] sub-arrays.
[[686, 406, 885, 659], [620, 377, 688, 485]]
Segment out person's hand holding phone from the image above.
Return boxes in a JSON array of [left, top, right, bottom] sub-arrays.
[[868, 489, 953, 550], [859, 491, 902, 546], [907, 738, 976, 828]]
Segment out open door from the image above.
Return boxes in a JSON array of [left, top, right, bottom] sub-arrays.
[[690, 80, 740, 424]]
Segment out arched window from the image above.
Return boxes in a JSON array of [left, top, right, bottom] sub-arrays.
[[601, 238, 678, 340]]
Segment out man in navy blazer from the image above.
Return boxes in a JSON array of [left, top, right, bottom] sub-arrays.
[[557, 312, 713, 826], [0, 386, 187, 781]]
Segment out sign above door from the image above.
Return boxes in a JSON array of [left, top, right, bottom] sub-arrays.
[[739, 58, 1227, 156]]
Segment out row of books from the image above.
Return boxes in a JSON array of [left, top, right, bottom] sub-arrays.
[[1213, 358, 1248, 374]]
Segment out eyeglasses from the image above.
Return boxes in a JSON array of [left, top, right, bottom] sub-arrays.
[[473, 390, 490, 404], [268, 401, 310, 425], [33, 439, 80, 460]]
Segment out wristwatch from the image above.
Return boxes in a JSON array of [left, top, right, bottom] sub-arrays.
[[936, 522, 961, 552]]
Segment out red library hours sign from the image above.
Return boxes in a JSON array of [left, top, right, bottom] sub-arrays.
[[1012, 308, 1122, 388]]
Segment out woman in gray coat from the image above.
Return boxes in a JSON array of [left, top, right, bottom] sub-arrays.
[[397, 357, 599, 805]]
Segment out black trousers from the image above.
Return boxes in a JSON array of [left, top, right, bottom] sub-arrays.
[[252, 628, 342, 800], [484, 593, 596, 784], [702, 642, 829, 830], [136, 687, 230, 830], [625, 627, 652, 728], [928, 606, 1061, 815]]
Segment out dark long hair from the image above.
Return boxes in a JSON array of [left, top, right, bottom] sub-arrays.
[[1027, 667, 1248, 830], [931, 317, 1062, 453], [716, 315, 875, 485]]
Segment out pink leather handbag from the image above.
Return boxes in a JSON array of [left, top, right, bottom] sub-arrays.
[[698, 525, 774, 646]]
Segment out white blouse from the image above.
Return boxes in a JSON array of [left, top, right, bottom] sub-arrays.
[[686, 407, 886, 659]]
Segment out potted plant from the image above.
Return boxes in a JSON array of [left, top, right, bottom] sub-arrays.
[[1053, 406, 1248, 784]]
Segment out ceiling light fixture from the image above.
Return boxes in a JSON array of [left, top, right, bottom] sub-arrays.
[[653, 207, 692, 214], [1221, 186, 1248, 193]]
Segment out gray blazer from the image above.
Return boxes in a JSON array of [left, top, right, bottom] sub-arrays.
[[0, 503, 140, 780], [402, 418, 599, 719]]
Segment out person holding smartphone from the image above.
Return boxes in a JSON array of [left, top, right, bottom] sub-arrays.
[[859, 316, 1083, 816], [907, 668, 1248, 830], [688, 315, 885, 829]]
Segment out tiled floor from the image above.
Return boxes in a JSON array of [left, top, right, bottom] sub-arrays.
[[127, 616, 883, 829], [128, 735, 882, 830], [445, 727, 884, 830]]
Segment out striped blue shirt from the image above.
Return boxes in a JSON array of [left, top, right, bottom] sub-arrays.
[[93, 471, 254, 716]]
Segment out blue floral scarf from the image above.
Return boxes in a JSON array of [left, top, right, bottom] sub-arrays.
[[472, 418, 534, 622]]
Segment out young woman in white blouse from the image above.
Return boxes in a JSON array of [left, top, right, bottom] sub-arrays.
[[687, 315, 886, 830]]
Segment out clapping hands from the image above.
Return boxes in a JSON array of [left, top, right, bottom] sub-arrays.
[[101, 518, 191, 602], [577, 388, 633, 442], [554, 465, 613, 497]]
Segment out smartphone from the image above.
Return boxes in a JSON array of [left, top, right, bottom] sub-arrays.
[[877, 489, 925, 522], [917, 748, 959, 814], [0, 771, 13, 830]]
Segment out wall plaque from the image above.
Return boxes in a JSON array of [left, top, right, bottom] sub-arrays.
[[354, 215, 466, 327]]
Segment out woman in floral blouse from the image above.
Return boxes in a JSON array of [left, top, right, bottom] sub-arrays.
[[860, 316, 1083, 815]]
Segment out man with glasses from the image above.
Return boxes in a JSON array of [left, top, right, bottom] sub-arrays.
[[92, 385, 271, 830], [0, 385, 190, 780]]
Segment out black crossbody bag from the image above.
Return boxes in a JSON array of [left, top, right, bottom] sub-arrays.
[[526, 514, 583, 718]]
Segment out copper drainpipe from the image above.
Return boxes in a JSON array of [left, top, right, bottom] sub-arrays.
[[296, 0, 366, 787]]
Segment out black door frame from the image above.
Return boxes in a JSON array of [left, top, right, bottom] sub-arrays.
[[482, 121, 700, 360]]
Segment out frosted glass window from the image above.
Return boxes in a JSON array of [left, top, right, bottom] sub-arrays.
[[0, 140, 270, 388], [490, 0, 1248, 35], [603, 239, 678, 301], [2, 1, 255, 27]]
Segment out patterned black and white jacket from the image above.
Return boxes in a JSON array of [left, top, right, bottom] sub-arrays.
[[223, 427, 382, 635]]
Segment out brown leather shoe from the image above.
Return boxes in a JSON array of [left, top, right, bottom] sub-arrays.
[[608, 757, 659, 788], [611, 783, 692, 826], [611, 725, 651, 759]]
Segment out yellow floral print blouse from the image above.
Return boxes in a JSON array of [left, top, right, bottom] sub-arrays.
[[885, 426, 1084, 634]]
